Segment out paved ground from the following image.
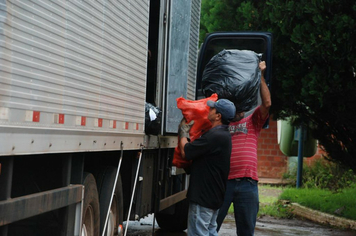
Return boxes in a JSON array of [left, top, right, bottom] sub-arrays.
[[219, 214, 356, 236], [124, 213, 356, 236], [124, 179, 356, 235]]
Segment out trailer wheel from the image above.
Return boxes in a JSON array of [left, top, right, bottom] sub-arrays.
[[82, 172, 100, 236], [156, 198, 189, 231], [95, 166, 124, 236]]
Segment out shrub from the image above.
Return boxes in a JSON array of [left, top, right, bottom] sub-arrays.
[[283, 158, 356, 191]]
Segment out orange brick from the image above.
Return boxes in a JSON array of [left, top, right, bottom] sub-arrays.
[[259, 156, 268, 161], [260, 132, 268, 138], [262, 161, 271, 167], [271, 150, 278, 156], [264, 150, 271, 155]]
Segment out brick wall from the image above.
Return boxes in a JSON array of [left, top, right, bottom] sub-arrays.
[[257, 118, 288, 178], [257, 117, 324, 179]]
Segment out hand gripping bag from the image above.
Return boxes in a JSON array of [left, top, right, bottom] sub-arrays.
[[202, 49, 261, 113], [172, 93, 218, 169]]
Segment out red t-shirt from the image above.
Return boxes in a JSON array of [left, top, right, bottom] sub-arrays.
[[228, 106, 268, 181]]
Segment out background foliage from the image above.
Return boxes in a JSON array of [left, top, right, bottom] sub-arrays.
[[200, 0, 356, 171], [283, 159, 356, 191]]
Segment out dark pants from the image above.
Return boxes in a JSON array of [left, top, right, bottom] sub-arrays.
[[217, 178, 259, 236]]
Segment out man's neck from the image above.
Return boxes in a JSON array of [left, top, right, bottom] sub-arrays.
[[211, 121, 223, 128]]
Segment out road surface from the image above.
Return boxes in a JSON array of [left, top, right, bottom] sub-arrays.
[[123, 213, 356, 236]]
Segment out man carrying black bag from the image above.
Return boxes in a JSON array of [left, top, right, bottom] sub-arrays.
[[216, 61, 271, 236]]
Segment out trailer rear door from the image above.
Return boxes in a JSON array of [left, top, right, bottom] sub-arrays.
[[163, 0, 201, 134]]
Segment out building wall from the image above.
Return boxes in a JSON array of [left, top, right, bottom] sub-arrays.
[[257, 118, 288, 178], [257, 117, 325, 179]]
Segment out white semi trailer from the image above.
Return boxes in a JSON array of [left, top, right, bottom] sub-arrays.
[[0, 0, 201, 235], [0, 0, 273, 235]]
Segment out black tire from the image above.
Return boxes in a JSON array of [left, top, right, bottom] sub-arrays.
[[156, 198, 189, 231], [95, 166, 124, 236], [82, 172, 100, 236]]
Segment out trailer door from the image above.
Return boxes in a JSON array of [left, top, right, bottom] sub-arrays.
[[163, 0, 201, 134]]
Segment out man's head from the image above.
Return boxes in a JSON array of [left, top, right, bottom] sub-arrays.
[[207, 99, 236, 125]]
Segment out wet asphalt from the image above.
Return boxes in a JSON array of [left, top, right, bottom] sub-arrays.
[[123, 213, 356, 236]]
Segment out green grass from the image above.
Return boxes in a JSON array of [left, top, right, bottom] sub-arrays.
[[258, 185, 291, 218], [280, 186, 356, 220], [226, 185, 356, 221], [228, 185, 291, 218]]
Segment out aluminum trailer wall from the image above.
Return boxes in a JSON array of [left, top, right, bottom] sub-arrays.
[[0, 0, 150, 155]]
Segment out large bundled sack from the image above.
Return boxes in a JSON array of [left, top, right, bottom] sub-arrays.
[[202, 49, 261, 113], [172, 93, 218, 169]]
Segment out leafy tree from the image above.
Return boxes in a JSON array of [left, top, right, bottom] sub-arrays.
[[200, 0, 356, 171]]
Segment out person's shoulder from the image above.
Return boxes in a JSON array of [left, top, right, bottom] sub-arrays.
[[207, 125, 229, 136], [251, 106, 262, 115]]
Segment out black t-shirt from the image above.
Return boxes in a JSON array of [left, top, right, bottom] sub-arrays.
[[184, 125, 232, 209]]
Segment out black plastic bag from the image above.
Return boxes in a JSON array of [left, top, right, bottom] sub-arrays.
[[145, 102, 161, 135], [201, 49, 261, 113]]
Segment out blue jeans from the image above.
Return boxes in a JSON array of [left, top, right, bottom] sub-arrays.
[[216, 178, 259, 236], [187, 202, 219, 236]]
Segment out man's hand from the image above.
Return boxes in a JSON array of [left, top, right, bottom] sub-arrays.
[[259, 61, 266, 75], [178, 118, 194, 139]]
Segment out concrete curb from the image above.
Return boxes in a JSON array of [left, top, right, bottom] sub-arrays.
[[289, 202, 356, 230]]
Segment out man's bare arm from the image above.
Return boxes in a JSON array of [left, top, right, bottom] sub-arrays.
[[179, 137, 188, 159], [259, 61, 271, 118]]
